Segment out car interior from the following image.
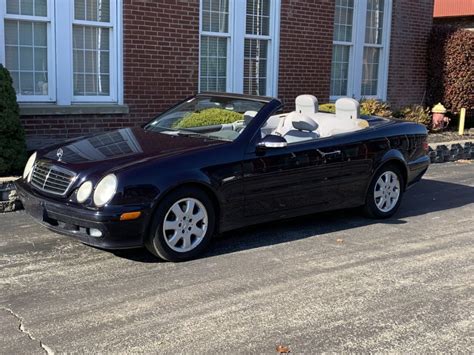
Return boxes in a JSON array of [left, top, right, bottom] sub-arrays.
[[211, 95, 370, 143], [157, 95, 371, 143]]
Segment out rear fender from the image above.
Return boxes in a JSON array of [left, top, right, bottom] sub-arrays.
[[365, 149, 409, 196]]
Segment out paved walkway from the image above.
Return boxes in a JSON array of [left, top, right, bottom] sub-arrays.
[[1, 163, 473, 353]]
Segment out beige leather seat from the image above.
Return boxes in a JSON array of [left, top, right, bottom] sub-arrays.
[[295, 95, 318, 115], [312, 98, 369, 137], [335, 97, 360, 120], [281, 113, 320, 143], [274, 95, 319, 137]]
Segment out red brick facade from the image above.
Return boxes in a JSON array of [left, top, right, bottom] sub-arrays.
[[387, 0, 434, 108], [278, 0, 335, 109], [20, 0, 433, 148]]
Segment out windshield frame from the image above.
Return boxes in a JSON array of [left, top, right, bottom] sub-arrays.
[[143, 93, 273, 131]]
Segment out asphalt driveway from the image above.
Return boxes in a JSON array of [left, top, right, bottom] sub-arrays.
[[1, 163, 473, 353]]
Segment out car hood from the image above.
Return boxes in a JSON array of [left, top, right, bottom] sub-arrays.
[[41, 127, 226, 168]]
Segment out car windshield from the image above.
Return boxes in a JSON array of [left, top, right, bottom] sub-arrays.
[[144, 96, 267, 141]]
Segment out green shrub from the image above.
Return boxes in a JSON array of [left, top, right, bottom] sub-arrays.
[[0, 64, 27, 176], [319, 100, 392, 117], [394, 105, 431, 126], [427, 26, 474, 115], [360, 98, 393, 117], [319, 103, 336, 113], [174, 108, 243, 129]]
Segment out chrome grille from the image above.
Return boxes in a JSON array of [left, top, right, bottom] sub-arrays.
[[30, 161, 76, 196]]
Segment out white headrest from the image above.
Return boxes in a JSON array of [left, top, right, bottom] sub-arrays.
[[296, 95, 318, 115], [335, 98, 360, 120], [289, 112, 318, 132]]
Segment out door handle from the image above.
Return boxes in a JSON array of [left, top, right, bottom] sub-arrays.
[[317, 149, 341, 157]]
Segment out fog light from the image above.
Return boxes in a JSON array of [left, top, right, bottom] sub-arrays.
[[88, 228, 103, 238]]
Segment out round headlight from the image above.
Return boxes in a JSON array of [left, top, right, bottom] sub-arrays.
[[93, 174, 118, 207], [23, 152, 37, 180], [76, 181, 93, 203]]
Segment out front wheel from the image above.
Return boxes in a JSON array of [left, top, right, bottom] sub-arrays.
[[145, 187, 215, 261], [364, 165, 404, 219]]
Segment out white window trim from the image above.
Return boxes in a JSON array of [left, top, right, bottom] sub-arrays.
[[0, 0, 123, 105], [71, 2, 117, 102], [330, 0, 392, 101], [198, 0, 281, 97], [0, 0, 56, 102], [199, 0, 234, 93]]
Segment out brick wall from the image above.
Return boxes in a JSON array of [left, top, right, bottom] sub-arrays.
[[21, 0, 434, 148], [278, 0, 335, 108], [22, 0, 336, 148], [387, 0, 434, 108], [22, 0, 200, 149]]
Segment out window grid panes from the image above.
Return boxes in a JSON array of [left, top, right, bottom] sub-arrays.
[[333, 0, 354, 42], [365, 0, 384, 44], [361, 47, 380, 96], [330, 0, 389, 99], [73, 0, 112, 97], [330, 0, 353, 97], [199, 0, 278, 96], [74, 0, 110, 22], [73, 25, 110, 96], [244, 0, 270, 96], [362, 0, 384, 96], [244, 39, 268, 96], [6, 0, 47, 17], [4, 19, 49, 96], [200, 36, 227, 92], [200, 0, 229, 92], [246, 0, 270, 36], [2, 0, 121, 103], [202, 0, 229, 33], [330, 45, 350, 97]]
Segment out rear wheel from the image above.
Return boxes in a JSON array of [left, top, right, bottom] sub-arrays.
[[146, 187, 215, 261], [364, 165, 404, 219]]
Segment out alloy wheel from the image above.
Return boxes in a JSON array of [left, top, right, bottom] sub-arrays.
[[373, 171, 401, 213], [162, 198, 208, 253]]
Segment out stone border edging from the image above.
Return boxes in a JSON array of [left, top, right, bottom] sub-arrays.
[[428, 140, 474, 164], [0, 177, 21, 213]]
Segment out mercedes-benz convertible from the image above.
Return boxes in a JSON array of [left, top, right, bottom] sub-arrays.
[[16, 93, 430, 261]]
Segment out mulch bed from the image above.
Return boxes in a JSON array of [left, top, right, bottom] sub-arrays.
[[428, 129, 474, 143]]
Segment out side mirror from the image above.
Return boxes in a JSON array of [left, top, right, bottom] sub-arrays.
[[257, 135, 288, 150]]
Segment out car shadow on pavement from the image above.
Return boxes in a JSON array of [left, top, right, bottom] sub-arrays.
[[111, 178, 474, 263]]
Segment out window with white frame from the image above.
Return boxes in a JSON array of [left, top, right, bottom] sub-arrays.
[[2, 0, 53, 101], [244, 0, 270, 96], [0, 0, 122, 104], [199, 0, 280, 97], [330, 0, 392, 100], [200, 0, 229, 92]]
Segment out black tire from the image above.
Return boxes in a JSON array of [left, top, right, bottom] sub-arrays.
[[364, 164, 404, 219], [145, 187, 216, 261]]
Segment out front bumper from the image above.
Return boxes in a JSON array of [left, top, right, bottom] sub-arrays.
[[15, 180, 150, 249]]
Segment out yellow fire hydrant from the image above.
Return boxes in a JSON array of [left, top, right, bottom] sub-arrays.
[[431, 103, 449, 130]]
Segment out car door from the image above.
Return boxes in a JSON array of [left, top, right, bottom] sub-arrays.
[[333, 138, 374, 207], [242, 139, 345, 219]]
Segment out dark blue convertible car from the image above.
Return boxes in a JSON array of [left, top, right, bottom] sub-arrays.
[[16, 93, 430, 261]]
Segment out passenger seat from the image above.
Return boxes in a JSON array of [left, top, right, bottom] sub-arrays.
[[282, 112, 320, 143]]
